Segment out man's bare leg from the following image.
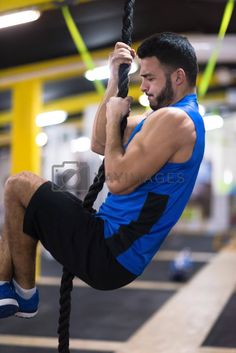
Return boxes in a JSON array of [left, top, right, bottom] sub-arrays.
[[1, 171, 47, 288], [0, 227, 12, 281], [0, 171, 48, 318]]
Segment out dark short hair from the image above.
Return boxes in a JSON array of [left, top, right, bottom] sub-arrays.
[[137, 32, 198, 86]]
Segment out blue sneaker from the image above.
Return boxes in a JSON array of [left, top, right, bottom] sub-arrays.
[[0, 282, 19, 319], [14, 289, 39, 318]]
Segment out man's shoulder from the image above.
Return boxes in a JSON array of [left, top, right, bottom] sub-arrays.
[[141, 107, 196, 151], [144, 107, 188, 130], [123, 112, 149, 144]]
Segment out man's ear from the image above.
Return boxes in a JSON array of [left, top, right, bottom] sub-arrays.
[[174, 68, 186, 86]]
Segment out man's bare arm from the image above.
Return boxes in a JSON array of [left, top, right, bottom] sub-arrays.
[[91, 79, 118, 155], [91, 42, 135, 155], [105, 98, 196, 195]]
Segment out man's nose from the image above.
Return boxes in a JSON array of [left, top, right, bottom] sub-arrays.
[[140, 81, 148, 93]]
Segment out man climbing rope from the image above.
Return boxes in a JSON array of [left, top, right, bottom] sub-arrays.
[[0, 32, 205, 319]]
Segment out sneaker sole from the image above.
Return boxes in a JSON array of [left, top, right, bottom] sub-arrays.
[[15, 310, 38, 319], [0, 298, 19, 319]]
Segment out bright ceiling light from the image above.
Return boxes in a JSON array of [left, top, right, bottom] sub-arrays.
[[71, 137, 91, 153], [139, 94, 150, 107], [85, 62, 138, 81], [0, 10, 41, 30], [203, 114, 224, 131], [36, 110, 68, 127], [35, 132, 48, 147], [224, 170, 233, 185]]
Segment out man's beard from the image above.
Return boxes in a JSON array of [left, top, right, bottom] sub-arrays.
[[149, 75, 174, 110]]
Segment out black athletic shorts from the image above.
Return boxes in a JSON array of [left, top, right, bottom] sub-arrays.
[[23, 181, 137, 290]]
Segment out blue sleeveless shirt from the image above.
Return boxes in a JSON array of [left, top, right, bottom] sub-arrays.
[[96, 94, 205, 275]]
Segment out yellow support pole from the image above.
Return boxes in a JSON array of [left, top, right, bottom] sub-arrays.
[[11, 79, 42, 279], [11, 80, 41, 174]]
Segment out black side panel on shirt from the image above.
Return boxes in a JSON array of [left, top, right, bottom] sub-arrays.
[[105, 192, 169, 257]]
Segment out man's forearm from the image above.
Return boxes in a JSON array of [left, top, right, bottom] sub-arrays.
[[104, 119, 126, 192], [91, 79, 118, 154], [104, 96, 137, 194]]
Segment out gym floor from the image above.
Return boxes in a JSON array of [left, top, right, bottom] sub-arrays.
[[0, 233, 235, 353]]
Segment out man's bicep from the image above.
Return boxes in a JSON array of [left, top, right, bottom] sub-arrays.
[[112, 110, 188, 194], [125, 132, 175, 183], [108, 129, 176, 195]]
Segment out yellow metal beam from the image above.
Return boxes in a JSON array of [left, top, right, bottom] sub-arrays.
[[0, 50, 108, 89], [0, 86, 141, 149], [0, 85, 227, 128], [43, 84, 142, 113], [11, 79, 41, 174], [0, 0, 92, 14], [0, 88, 228, 150], [0, 84, 142, 124], [0, 44, 141, 88], [0, 0, 54, 13]]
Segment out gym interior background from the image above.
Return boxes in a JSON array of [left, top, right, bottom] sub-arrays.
[[0, 1, 236, 353]]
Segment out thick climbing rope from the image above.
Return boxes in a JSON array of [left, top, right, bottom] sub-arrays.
[[57, 1, 135, 352]]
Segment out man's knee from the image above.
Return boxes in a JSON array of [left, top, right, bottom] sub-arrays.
[[4, 174, 20, 194], [5, 172, 34, 190], [4, 172, 47, 207]]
